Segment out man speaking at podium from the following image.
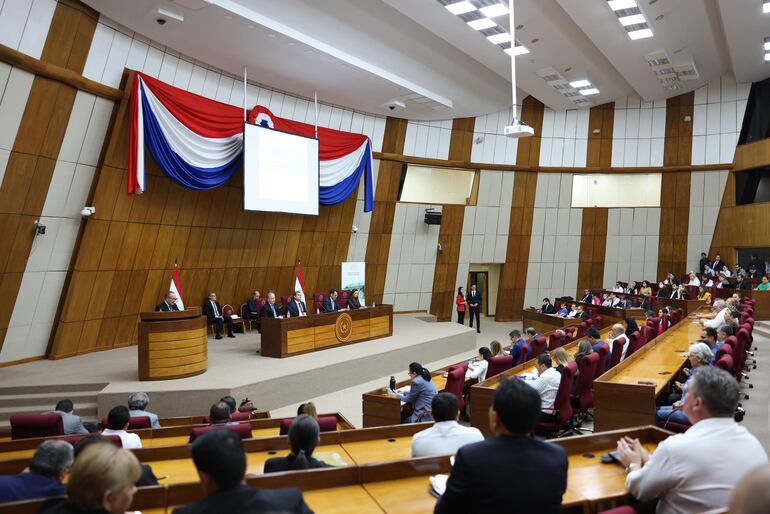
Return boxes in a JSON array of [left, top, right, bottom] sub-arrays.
[[156, 291, 180, 312]]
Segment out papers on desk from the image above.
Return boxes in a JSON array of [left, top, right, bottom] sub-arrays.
[[396, 385, 410, 406], [230, 314, 240, 319], [429, 474, 448, 498], [517, 371, 538, 382], [313, 451, 348, 467]]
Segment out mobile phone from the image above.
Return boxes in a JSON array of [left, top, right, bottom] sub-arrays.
[[600, 451, 620, 464]]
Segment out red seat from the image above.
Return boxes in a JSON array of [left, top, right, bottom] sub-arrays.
[[640, 325, 656, 343], [487, 355, 514, 378], [202, 411, 251, 424], [312, 292, 325, 313], [575, 322, 588, 339], [564, 326, 577, 341], [594, 343, 610, 380], [280, 296, 292, 316], [60, 434, 122, 447], [10, 414, 64, 440], [338, 290, 351, 309], [536, 361, 577, 435], [240, 303, 257, 332], [441, 365, 467, 412], [715, 343, 733, 362], [517, 343, 529, 365], [733, 333, 749, 383], [723, 335, 738, 351], [100, 416, 152, 430], [572, 353, 599, 412], [608, 338, 626, 369], [279, 415, 338, 435], [596, 507, 636, 514], [222, 304, 244, 333], [189, 423, 252, 443], [528, 336, 547, 360], [716, 353, 734, 372], [625, 331, 644, 358], [547, 333, 562, 351]]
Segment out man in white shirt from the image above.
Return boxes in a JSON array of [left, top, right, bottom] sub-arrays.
[[613, 282, 625, 293], [411, 393, 483, 458], [527, 353, 561, 423], [609, 323, 630, 361], [700, 299, 728, 329], [687, 273, 701, 286], [616, 367, 767, 514], [101, 405, 142, 449]]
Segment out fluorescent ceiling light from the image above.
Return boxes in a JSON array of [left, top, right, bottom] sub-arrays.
[[487, 32, 511, 44], [579, 88, 600, 95], [480, 4, 509, 18], [764, 41, 770, 51], [569, 80, 592, 88], [765, 52, 770, 62], [445, 1, 476, 15], [504, 45, 530, 56], [467, 18, 496, 30], [628, 28, 654, 40], [608, 0, 637, 11], [764, 1, 770, 13], [618, 14, 646, 26]]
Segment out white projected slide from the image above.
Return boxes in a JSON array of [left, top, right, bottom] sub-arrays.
[[243, 123, 319, 215]]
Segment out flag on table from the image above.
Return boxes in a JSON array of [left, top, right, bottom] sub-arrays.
[[169, 264, 185, 310], [294, 260, 305, 304]]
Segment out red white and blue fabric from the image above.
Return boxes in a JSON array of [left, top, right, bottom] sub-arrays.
[[128, 72, 373, 211]]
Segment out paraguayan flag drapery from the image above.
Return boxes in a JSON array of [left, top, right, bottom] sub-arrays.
[[128, 72, 374, 212]]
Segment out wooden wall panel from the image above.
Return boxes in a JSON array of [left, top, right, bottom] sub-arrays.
[[0, 0, 98, 354], [657, 93, 694, 277], [576, 102, 614, 293], [429, 117, 475, 321], [496, 97, 544, 321]]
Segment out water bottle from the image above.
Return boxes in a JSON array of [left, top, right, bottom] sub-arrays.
[[389, 376, 396, 391]]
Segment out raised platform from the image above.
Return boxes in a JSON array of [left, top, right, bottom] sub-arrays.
[[0, 314, 476, 422]]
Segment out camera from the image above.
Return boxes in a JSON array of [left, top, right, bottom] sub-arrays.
[[34, 220, 46, 236], [156, 18, 166, 25], [81, 206, 96, 217], [382, 100, 406, 111], [352, 225, 358, 233]]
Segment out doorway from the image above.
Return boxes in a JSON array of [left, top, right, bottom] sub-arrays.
[[468, 271, 489, 317]]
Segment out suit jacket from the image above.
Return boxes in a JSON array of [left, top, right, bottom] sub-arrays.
[[286, 299, 307, 317], [260, 302, 279, 318], [246, 297, 259, 317], [467, 290, 482, 309], [580, 294, 593, 303], [46, 410, 88, 435], [322, 296, 339, 313], [202, 301, 223, 321], [542, 303, 556, 314], [434, 435, 567, 514], [657, 287, 671, 298], [712, 259, 724, 272], [172, 484, 311, 514], [735, 281, 751, 290], [156, 301, 179, 312]]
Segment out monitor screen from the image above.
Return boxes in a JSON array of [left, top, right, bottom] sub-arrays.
[[735, 166, 770, 205], [243, 123, 319, 215]]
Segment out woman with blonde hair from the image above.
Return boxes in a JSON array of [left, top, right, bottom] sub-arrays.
[[551, 347, 571, 372], [489, 340, 504, 357], [297, 402, 318, 418]]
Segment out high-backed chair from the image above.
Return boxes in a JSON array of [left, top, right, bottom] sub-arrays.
[[529, 336, 547, 360], [280, 296, 292, 315], [202, 411, 251, 424], [536, 361, 577, 437], [716, 354, 734, 373], [240, 303, 257, 333], [222, 304, 244, 333], [279, 415, 337, 435], [486, 355, 514, 378], [60, 434, 122, 447], [100, 416, 152, 430], [517, 343, 530, 365], [608, 338, 626, 369], [189, 423, 252, 443], [547, 333, 562, 351], [640, 325, 656, 344], [10, 414, 64, 440], [575, 321, 588, 339], [564, 326, 577, 341], [572, 353, 599, 423], [715, 343, 733, 363], [594, 342, 610, 379], [338, 290, 351, 309], [442, 365, 467, 413], [312, 293, 325, 313], [624, 331, 644, 358]]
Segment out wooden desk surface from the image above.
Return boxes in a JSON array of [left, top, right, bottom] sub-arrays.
[[341, 436, 412, 465], [306, 485, 384, 513]]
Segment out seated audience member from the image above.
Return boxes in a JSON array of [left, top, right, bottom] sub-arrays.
[[723, 309, 739, 329], [666, 272, 681, 286], [644, 309, 657, 320], [747, 265, 762, 279], [734, 263, 746, 277], [729, 464, 770, 514], [657, 282, 671, 298], [45, 399, 88, 435], [102, 406, 142, 449], [173, 430, 311, 514], [466, 347, 492, 382], [555, 303, 569, 317], [671, 284, 688, 299], [619, 296, 633, 308], [574, 340, 593, 372], [527, 354, 561, 423], [525, 327, 539, 342], [656, 343, 713, 426], [347, 289, 362, 310], [714, 324, 733, 355], [608, 293, 621, 307], [204, 291, 235, 339], [687, 272, 701, 286], [703, 262, 715, 276], [264, 415, 330, 473], [322, 289, 340, 312], [127, 392, 160, 429], [435, 378, 567, 514], [0, 440, 72, 502], [627, 281, 639, 295], [489, 340, 504, 358], [735, 274, 751, 290], [540, 298, 556, 314], [245, 291, 260, 319], [587, 327, 605, 353], [699, 299, 728, 329], [286, 290, 308, 317], [639, 281, 653, 296], [73, 435, 158, 487], [697, 286, 712, 304], [580, 289, 594, 303], [717, 273, 731, 288], [411, 393, 483, 458], [613, 282, 625, 293], [155, 291, 179, 312], [296, 402, 317, 418], [552, 329, 569, 347], [551, 348, 570, 372], [617, 367, 768, 514], [701, 274, 714, 287], [576, 304, 589, 320], [220, 396, 237, 414], [699, 252, 711, 273], [699, 326, 718, 356], [260, 290, 280, 319], [624, 318, 640, 336], [208, 402, 232, 425], [757, 275, 770, 291], [601, 293, 611, 307], [390, 363, 438, 422], [507, 330, 526, 362], [567, 304, 579, 318], [609, 324, 630, 361]]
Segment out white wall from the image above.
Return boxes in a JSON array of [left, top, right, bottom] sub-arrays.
[[603, 208, 660, 286], [470, 109, 519, 165], [539, 108, 590, 167], [691, 75, 749, 166], [402, 120, 452, 160], [611, 96, 666, 167], [686, 170, 729, 272]]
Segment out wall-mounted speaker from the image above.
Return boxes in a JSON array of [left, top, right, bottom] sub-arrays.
[[424, 209, 442, 225]]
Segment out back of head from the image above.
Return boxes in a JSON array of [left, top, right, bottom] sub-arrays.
[[525, 327, 537, 337], [67, 443, 141, 509], [613, 323, 626, 335], [586, 328, 600, 340], [509, 329, 521, 339], [299, 402, 318, 418], [191, 429, 246, 491], [730, 464, 770, 514], [30, 440, 74, 479], [209, 401, 231, 424], [55, 399, 74, 413], [106, 405, 130, 430], [127, 392, 149, 411], [479, 346, 492, 361], [490, 340, 502, 356], [288, 415, 320, 470], [220, 396, 236, 414], [409, 362, 431, 381], [536, 353, 552, 369], [431, 392, 459, 423], [719, 324, 734, 337], [688, 342, 713, 366], [691, 366, 739, 418], [492, 378, 541, 435], [73, 434, 109, 459], [577, 340, 592, 355], [625, 318, 639, 333], [551, 348, 570, 366]]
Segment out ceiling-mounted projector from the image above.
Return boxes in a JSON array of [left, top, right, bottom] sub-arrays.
[[504, 122, 534, 138]]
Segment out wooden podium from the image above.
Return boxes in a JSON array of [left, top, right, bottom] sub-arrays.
[[138, 307, 208, 381]]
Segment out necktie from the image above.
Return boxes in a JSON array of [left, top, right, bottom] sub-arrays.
[[271, 304, 276, 317], [212, 301, 219, 317]]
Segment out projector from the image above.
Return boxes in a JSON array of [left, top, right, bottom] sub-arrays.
[[504, 122, 535, 138]]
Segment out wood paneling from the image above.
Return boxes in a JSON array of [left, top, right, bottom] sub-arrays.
[[657, 93, 694, 277], [429, 118, 475, 321], [576, 102, 614, 293], [363, 117, 407, 305], [0, 0, 98, 354], [495, 96, 544, 321]]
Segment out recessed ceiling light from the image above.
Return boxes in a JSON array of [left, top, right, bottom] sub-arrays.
[[504, 45, 530, 56], [487, 32, 511, 45], [569, 79, 592, 88], [765, 52, 770, 61], [764, 1, 770, 14], [480, 4, 509, 18], [467, 18, 497, 30], [267, 33, 276, 38], [608, 0, 637, 11], [445, 1, 476, 15], [764, 41, 770, 51], [628, 28, 654, 40], [580, 88, 600, 95], [288, 42, 295, 46], [618, 14, 646, 26]]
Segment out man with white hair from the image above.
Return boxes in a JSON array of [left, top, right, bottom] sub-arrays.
[[655, 342, 713, 427], [0, 439, 73, 502], [128, 392, 160, 429], [617, 367, 768, 514], [609, 323, 630, 361], [700, 299, 728, 329]]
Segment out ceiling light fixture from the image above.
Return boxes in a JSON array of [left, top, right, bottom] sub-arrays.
[[569, 79, 591, 88], [467, 18, 497, 30], [618, 13, 646, 26], [445, 1, 476, 15], [606, 1, 653, 40], [480, 4, 509, 18], [764, 40, 770, 51], [504, 44, 529, 56], [764, 0, 770, 13], [628, 28, 654, 40], [765, 37, 770, 61], [579, 88, 600, 95], [608, 0, 637, 11], [537, 67, 596, 106], [487, 32, 511, 44]]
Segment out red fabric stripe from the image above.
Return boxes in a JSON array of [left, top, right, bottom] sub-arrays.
[[128, 73, 140, 194], [172, 266, 184, 302]]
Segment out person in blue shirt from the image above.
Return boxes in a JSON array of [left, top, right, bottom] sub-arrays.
[[507, 329, 526, 363], [586, 328, 609, 371], [128, 392, 160, 429], [0, 439, 71, 502], [656, 343, 713, 426], [555, 304, 569, 317], [390, 362, 438, 422]]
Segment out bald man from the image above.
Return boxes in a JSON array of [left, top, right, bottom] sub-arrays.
[[729, 464, 770, 514]]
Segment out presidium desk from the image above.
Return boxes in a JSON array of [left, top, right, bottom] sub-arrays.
[[137, 307, 208, 381], [260, 305, 393, 358]]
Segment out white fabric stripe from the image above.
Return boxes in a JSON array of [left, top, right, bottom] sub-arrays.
[[141, 79, 243, 168], [169, 277, 184, 310], [136, 84, 145, 192], [318, 140, 368, 187]]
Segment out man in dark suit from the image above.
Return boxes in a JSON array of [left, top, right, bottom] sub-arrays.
[[245, 290, 260, 319], [712, 254, 725, 273], [322, 289, 340, 312], [172, 430, 311, 514], [580, 289, 594, 303], [286, 291, 307, 317], [467, 284, 481, 333], [203, 292, 234, 340], [156, 291, 180, 312], [541, 298, 556, 314], [699, 252, 711, 275], [434, 376, 567, 514], [260, 291, 280, 319], [735, 274, 752, 290]]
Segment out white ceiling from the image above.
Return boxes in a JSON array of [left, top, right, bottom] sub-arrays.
[[84, 0, 769, 120]]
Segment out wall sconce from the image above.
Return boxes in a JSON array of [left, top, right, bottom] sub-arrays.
[[34, 220, 46, 236]]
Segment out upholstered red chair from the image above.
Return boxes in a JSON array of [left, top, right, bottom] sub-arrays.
[[594, 342, 610, 379], [280, 296, 292, 316], [715, 343, 733, 363], [279, 415, 337, 435], [100, 416, 152, 430], [189, 423, 252, 443], [575, 321, 588, 339], [646, 317, 661, 336], [564, 326, 577, 341], [608, 338, 626, 369], [442, 365, 467, 412], [60, 434, 122, 447], [596, 506, 636, 514], [517, 343, 529, 365], [222, 304, 245, 333], [536, 361, 577, 436], [529, 336, 547, 360], [716, 354, 734, 373], [312, 293, 325, 313], [338, 290, 351, 309], [240, 303, 257, 333], [548, 333, 562, 351], [640, 325, 656, 344], [723, 335, 738, 352], [624, 331, 644, 358], [659, 314, 670, 333], [592, 315, 602, 325], [10, 414, 64, 440], [572, 353, 599, 413], [733, 334, 749, 383], [487, 355, 514, 378], [202, 411, 251, 424], [685, 285, 698, 299]]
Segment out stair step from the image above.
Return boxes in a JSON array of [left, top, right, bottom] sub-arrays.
[[0, 402, 99, 423], [0, 383, 107, 397], [0, 390, 101, 409]]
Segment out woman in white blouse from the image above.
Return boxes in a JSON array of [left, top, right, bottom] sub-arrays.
[[687, 272, 701, 286], [465, 347, 492, 382]]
